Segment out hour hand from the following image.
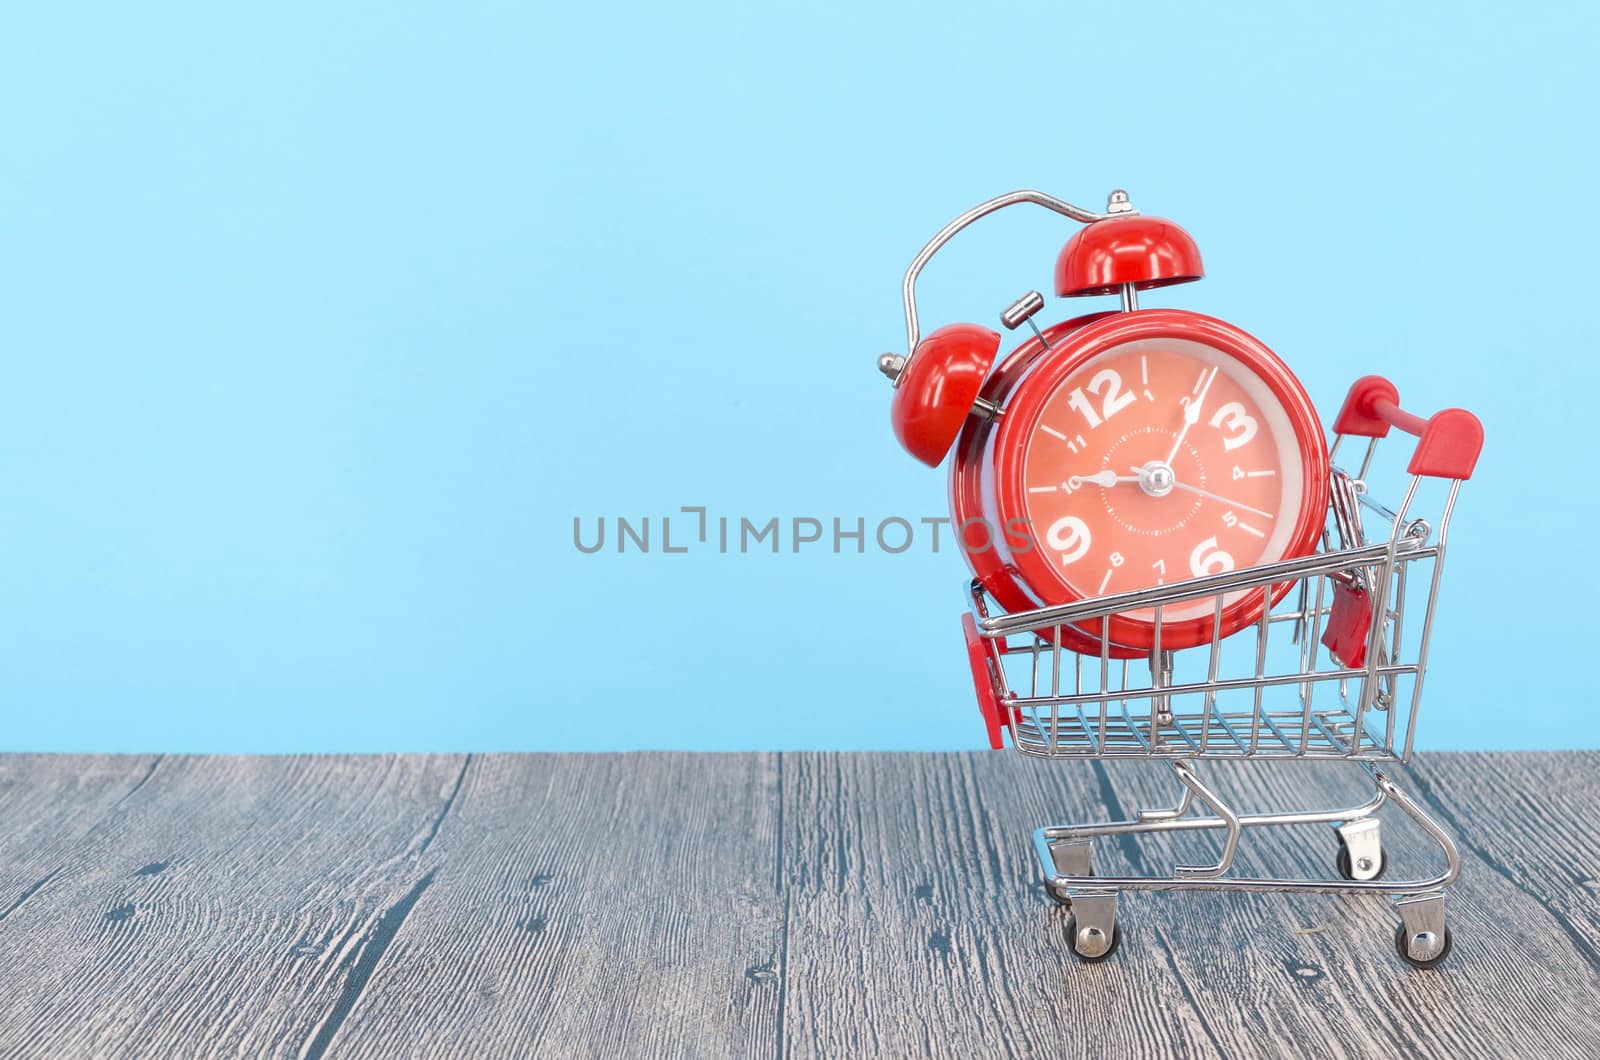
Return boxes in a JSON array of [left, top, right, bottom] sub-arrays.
[[1068, 470, 1141, 490]]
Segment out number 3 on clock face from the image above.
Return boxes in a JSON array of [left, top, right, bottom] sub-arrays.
[[987, 311, 1329, 651]]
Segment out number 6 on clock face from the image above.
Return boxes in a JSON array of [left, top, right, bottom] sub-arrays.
[[971, 310, 1329, 652], [1189, 536, 1234, 577]]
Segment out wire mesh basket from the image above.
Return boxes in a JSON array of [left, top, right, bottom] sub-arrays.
[[965, 479, 1450, 763]]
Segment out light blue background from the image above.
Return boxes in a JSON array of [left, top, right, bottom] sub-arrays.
[[1, 2, 1591, 751]]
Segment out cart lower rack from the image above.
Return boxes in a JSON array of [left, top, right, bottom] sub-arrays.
[[962, 376, 1483, 967]]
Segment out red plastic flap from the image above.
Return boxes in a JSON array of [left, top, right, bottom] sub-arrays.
[[962, 613, 1006, 750], [1321, 583, 1372, 669]]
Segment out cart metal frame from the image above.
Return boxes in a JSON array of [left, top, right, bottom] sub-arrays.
[[965, 417, 1478, 968]]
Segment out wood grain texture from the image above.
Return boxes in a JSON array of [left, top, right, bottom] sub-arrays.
[[778, 752, 1220, 1059], [320, 752, 784, 1060], [0, 755, 161, 924], [0, 751, 1597, 1059], [775, 753, 1600, 1059], [1409, 752, 1600, 968], [0, 754, 467, 1058], [1077, 757, 1600, 1059]]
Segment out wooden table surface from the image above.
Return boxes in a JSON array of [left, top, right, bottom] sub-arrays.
[[0, 751, 1596, 1058]]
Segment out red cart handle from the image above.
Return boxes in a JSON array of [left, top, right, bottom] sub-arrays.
[[1332, 375, 1484, 481]]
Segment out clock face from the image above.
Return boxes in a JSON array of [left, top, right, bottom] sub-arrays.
[[991, 312, 1328, 650]]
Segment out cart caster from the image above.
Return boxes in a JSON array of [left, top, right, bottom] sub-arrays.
[[1334, 818, 1385, 881], [1045, 838, 1093, 908], [1064, 892, 1119, 963], [1335, 842, 1386, 881], [1065, 914, 1120, 962], [1394, 923, 1452, 969], [1394, 893, 1451, 969]]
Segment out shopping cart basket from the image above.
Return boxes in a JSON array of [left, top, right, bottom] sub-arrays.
[[962, 374, 1483, 967]]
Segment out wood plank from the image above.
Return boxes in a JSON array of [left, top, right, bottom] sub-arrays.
[[778, 751, 1222, 1058], [1118, 756, 1600, 1059], [0, 753, 467, 1058], [780, 751, 1600, 1059], [0, 754, 161, 922], [320, 752, 784, 1060], [1409, 752, 1600, 967], [3, 752, 1599, 1059]]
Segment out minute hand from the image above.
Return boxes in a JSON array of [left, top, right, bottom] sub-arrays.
[[1166, 479, 1273, 520], [1165, 365, 1218, 465]]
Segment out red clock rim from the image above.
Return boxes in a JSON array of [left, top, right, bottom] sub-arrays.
[[992, 309, 1330, 652], [948, 312, 1145, 659]]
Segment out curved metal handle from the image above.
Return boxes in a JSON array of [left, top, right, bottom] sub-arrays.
[[887, 190, 1108, 384]]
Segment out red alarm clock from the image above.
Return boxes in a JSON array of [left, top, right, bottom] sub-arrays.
[[880, 190, 1329, 652]]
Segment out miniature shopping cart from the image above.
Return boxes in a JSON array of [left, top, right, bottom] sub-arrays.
[[962, 375, 1483, 968]]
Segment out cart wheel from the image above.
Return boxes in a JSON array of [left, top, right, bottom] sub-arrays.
[[1335, 841, 1387, 881], [1394, 922, 1452, 969], [1064, 914, 1121, 963]]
